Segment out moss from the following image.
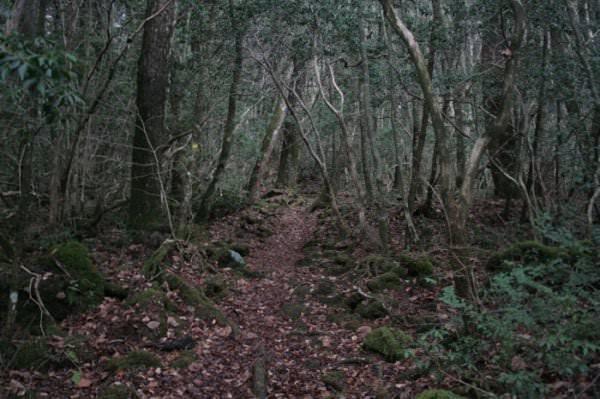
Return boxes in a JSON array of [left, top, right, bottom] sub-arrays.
[[51, 241, 105, 308], [397, 254, 433, 276], [322, 370, 345, 392], [171, 350, 197, 369], [415, 389, 465, 399], [486, 240, 569, 272], [98, 384, 137, 399], [281, 303, 305, 320], [363, 327, 411, 362], [344, 292, 364, 310], [333, 253, 353, 266], [367, 272, 403, 292], [142, 239, 177, 279], [356, 300, 388, 319], [12, 337, 51, 370], [126, 287, 168, 308], [203, 275, 228, 299], [105, 351, 161, 372]]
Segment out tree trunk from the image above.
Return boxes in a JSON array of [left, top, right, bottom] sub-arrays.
[[196, 0, 243, 221], [128, 0, 175, 229], [247, 95, 288, 204]]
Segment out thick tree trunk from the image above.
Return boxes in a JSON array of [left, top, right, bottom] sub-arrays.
[[128, 0, 175, 229]]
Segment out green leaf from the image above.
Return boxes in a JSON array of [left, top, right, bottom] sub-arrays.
[[71, 370, 81, 385], [17, 63, 27, 80]]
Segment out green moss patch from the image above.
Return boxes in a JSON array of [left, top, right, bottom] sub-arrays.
[[415, 389, 465, 399], [51, 241, 105, 308], [397, 254, 433, 276], [487, 240, 569, 272], [322, 370, 346, 392], [363, 327, 411, 362], [106, 351, 161, 372], [367, 272, 403, 292], [171, 350, 197, 369], [355, 300, 388, 319]]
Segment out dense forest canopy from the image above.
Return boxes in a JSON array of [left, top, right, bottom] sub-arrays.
[[0, 0, 599, 397]]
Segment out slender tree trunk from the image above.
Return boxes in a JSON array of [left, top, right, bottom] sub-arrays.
[[128, 0, 176, 229], [247, 95, 288, 204], [196, 0, 243, 221]]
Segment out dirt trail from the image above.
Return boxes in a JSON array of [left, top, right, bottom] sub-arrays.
[[188, 205, 396, 398]]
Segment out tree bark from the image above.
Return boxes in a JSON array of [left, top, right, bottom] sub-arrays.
[[128, 0, 176, 229], [196, 0, 243, 221]]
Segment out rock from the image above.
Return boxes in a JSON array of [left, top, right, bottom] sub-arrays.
[[363, 327, 412, 362], [415, 389, 466, 399], [157, 335, 195, 352], [356, 325, 372, 338]]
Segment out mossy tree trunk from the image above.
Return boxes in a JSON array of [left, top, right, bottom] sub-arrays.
[[128, 0, 175, 230]]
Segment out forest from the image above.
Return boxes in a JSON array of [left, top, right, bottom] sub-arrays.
[[0, 0, 599, 397]]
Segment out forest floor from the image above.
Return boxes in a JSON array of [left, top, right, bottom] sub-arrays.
[[3, 191, 451, 398]]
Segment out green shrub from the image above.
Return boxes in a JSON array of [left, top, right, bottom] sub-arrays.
[[486, 240, 568, 272], [398, 254, 433, 276], [363, 327, 411, 362], [420, 241, 599, 397]]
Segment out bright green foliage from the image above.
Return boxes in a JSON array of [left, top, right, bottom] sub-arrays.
[[363, 327, 412, 362], [486, 240, 568, 272], [105, 351, 161, 372], [415, 389, 465, 399], [421, 240, 599, 396], [398, 254, 433, 276], [51, 241, 105, 309], [0, 34, 82, 111]]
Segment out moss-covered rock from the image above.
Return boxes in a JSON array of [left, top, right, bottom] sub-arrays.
[[397, 254, 433, 276], [333, 253, 353, 266], [171, 350, 197, 369], [356, 300, 388, 319], [363, 327, 411, 362], [51, 241, 105, 308], [105, 351, 161, 372], [142, 240, 177, 279], [367, 272, 403, 292], [486, 240, 569, 272], [97, 384, 137, 399], [126, 288, 170, 338], [322, 370, 346, 392], [415, 389, 465, 399]]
